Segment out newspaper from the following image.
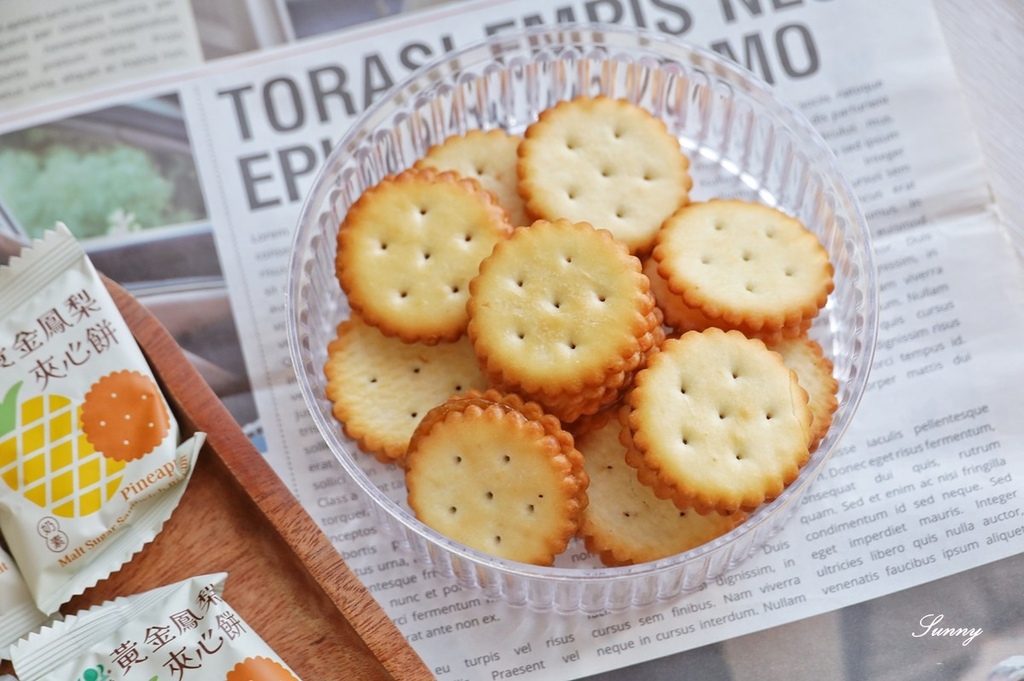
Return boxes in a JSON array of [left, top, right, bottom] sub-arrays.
[[0, 0, 204, 111], [2, 0, 1023, 679]]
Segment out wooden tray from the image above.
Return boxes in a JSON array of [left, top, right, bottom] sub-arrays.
[[1, 278, 434, 680]]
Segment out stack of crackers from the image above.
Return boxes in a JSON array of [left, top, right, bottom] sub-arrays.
[[325, 95, 838, 568]]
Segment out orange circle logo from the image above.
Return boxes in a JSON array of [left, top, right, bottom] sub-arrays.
[[225, 656, 300, 681], [80, 370, 170, 462]]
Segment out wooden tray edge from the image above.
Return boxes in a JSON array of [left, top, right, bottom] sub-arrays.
[[103, 276, 434, 681]]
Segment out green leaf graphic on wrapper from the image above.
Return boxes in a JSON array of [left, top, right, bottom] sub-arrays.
[[77, 665, 112, 681], [74, 665, 154, 681], [0, 381, 21, 439]]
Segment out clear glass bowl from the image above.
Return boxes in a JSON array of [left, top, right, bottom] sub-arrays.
[[287, 24, 878, 614]]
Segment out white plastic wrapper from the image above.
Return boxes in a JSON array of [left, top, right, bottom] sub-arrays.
[[0, 225, 203, 614], [10, 573, 302, 681], [0, 544, 48, 660]]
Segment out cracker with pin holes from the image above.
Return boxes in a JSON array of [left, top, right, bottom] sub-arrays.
[[623, 328, 812, 515], [467, 218, 660, 422], [324, 315, 489, 464], [405, 389, 588, 566], [512, 304, 665, 424], [768, 335, 838, 452], [336, 167, 513, 344], [643, 257, 812, 343], [652, 199, 834, 333], [415, 129, 530, 228], [81, 370, 171, 462], [575, 408, 746, 567], [517, 95, 692, 255]]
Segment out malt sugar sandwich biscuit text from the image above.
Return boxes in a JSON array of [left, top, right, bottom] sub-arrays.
[[324, 314, 490, 464], [466, 218, 662, 422], [415, 129, 531, 228], [623, 328, 813, 515], [575, 409, 746, 567], [336, 167, 513, 344], [652, 199, 834, 334], [517, 95, 692, 255], [405, 389, 588, 566]]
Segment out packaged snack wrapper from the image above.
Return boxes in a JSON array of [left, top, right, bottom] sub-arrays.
[[0, 544, 48, 660], [0, 225, 203, 614], [10, 573, 302, 681]]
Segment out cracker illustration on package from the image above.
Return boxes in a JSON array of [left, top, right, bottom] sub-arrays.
[[0, 225, 203, 615], [10, 573, 302, 681]]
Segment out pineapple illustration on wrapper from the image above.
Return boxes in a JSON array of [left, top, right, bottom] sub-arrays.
[[0, 381, 128, 520], [0, 225, 203, 616]]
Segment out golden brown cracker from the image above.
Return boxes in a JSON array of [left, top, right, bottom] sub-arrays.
[[405, 389, 588, 566], [415, 129, 530, 227], [643, 256, 812, 343], [652, 199, 834, 332], [576, 408, 746, 566], [324, 315, 489, 464], [517, 95, 692, 254], [336, 167, 513, 344], [768, 335, 838, 451], [624, 328, 812, 515], [467, 219, 659, 417]]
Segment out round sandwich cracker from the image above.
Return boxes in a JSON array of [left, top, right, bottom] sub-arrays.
[[467, 218, 660, 420], [336, 167, 513, 344], [643, 256, 812, 343], [488, 304, 666, 424], [767, 335, 839, 451], [324, 315, 489, 463], [576, 408, 746, 567], [517, 95, 692, 254], [652, 199, 834, 332], [405, 389, 588, 566], [415, 129, 530, 228], [623, 328, 812, 515]]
